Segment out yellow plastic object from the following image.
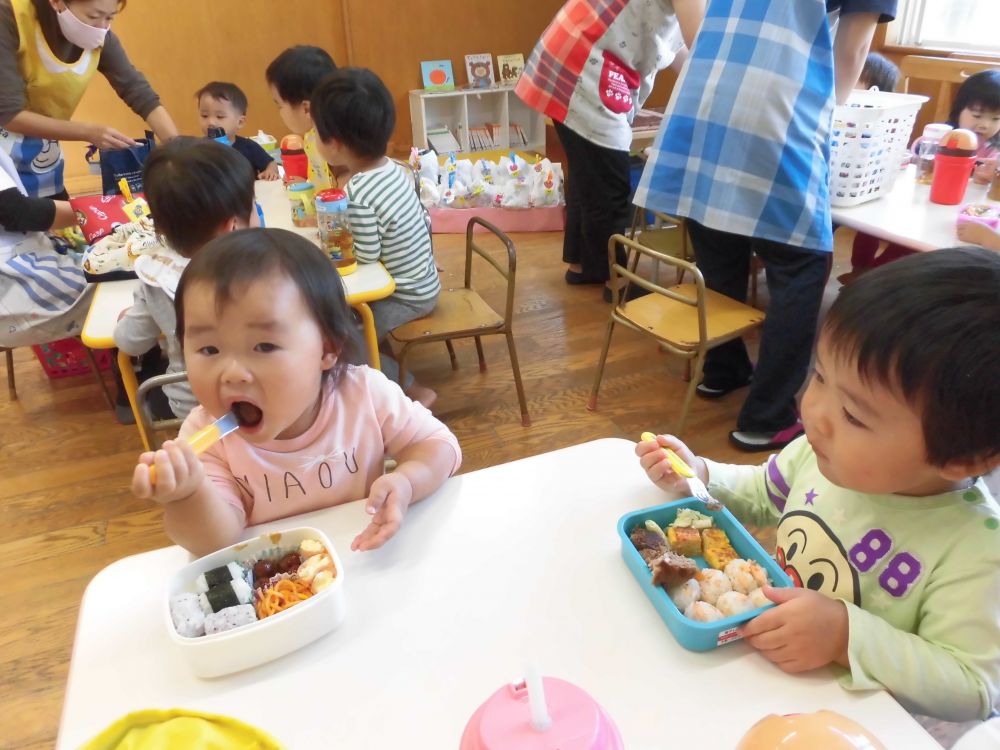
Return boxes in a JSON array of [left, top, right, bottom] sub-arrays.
[[640, 431, 657, 443], [736, 711, 887, 750], [665, 449, 695, 478], [81, 708, 285, 749], [148, 412, 238, 485]]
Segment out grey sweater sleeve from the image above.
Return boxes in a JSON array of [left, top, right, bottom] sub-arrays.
[[96, 31, 161, 120]]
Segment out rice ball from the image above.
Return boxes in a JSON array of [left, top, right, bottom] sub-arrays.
[[695, 568, 732, 605], [685, 600, 724, 622], [748, 587, 772, 609], [716, 591, 755, 618], [670, 578, 701, 612], [724, 558, 770, 594]]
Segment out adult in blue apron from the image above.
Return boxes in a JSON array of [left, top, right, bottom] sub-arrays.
[[634, 0, 895, 451], [0, 0, 177, 198]]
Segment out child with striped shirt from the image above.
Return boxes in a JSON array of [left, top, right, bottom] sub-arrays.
[[311, 67, 440, 407]]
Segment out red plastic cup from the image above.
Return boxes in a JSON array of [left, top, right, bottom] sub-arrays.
[[281, 150, 309, 182], [930, 153, 976, 205]]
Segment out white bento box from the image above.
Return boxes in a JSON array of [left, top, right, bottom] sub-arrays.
[[165, 526, 346, 678]]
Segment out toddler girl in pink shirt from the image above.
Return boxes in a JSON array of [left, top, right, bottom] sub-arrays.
[[131, 228, 462, 556]]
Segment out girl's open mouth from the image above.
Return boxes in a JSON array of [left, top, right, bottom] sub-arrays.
[[232, 401, 263, 429]]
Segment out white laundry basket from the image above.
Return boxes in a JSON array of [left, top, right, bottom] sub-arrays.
[[829, 89, 929, 207]]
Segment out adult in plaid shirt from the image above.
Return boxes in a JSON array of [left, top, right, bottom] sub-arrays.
[[516, 0, 704, 298], [635, 0, 895, 452]]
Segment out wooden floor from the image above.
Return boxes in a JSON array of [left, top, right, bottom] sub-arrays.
[[0, 229, 976, 748]]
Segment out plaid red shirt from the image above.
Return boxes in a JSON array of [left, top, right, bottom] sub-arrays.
[[515, 0, 628, 124]]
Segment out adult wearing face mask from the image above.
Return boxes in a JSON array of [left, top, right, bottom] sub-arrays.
[[0, 0, 178, 198]]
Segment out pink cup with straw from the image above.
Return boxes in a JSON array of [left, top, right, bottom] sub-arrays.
[[460, 666, 623, 750]]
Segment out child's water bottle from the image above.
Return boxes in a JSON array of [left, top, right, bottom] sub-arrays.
[[913, 123, 952, 185], [315, 189, 357, 276], [207, 126, 232, 146], [287, 182, 316, 227], [280, 134, 309, 182], [930, 129, 978, 205]]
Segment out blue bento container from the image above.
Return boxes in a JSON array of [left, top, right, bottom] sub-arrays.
[[617, 498, 793, 652]]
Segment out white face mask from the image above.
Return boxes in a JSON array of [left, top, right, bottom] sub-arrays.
[[55, 6, 109, 50]]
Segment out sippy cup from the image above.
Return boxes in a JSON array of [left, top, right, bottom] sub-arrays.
[[460, 667, 623, 750], [316, 189, 357, 276]]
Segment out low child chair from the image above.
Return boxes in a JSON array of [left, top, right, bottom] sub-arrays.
[[588, 234, 766, 436], [388, 217, 530, 426]]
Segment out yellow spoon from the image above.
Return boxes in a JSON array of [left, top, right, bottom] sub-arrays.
[[148, 411, 240, 485], [640, 432, 694, 478]]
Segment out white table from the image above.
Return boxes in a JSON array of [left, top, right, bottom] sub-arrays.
[[80, 182, 396, 366], [831, 165, 996, 252], [57, 439, 940, 749]]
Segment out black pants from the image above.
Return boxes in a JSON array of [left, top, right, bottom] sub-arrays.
[[553, 120, 631, 282], [686, 221, 830, 433]]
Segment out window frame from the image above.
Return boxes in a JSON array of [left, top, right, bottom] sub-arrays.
[[883, 0, 1000, 57]]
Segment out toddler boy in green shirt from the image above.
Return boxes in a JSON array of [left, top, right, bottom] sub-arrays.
[[638, 246, 1000, 721]]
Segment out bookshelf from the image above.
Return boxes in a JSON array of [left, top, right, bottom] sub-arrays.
[[409, 87, 545, 156]]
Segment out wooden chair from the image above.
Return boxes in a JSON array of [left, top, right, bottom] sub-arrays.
[[588, 234, 766, 436], [901, 55, 1000, 123], [119, 349, 185, 451], [627, 206, 691, 285], [389, 217, 530, 427]]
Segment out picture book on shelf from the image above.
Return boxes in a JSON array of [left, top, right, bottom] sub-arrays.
[[421, 60, 455, 91], [465, 54, 495, 89], [497, 54, 525, 86]]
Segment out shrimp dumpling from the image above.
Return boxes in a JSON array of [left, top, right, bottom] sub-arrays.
[[684, 600, 724, 622], [695, 568, 732, 605], [724, 558, 769, 594], [670, 578, 701, 612]]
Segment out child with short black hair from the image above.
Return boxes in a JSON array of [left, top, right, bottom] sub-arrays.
[[265, 45, 337, 189], [113, 137, 258, 418], [311, 67, 441, 407], [130, 228, 461, 556], [195, 81, 279, 181], [856, 52, 899, 92], [638, 246, 1000, 721]]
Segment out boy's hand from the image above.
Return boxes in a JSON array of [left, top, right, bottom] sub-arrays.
[[973, 156, 997, 184], [741, 586, 850, 673], [259, 162, 280, 181], [352, 473, 414, 552], [636, 433, 705, 495], [132, 440, 206, 505]]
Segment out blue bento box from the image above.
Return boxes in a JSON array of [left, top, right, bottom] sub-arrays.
[[617, 498, 793, 652]]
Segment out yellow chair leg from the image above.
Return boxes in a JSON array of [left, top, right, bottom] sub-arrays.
[[353, 302, 381, 370], [117, 350, 150, 452]]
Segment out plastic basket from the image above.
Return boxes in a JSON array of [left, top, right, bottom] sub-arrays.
[[31, 338, 112, 379], [829, 90, 929, 207]]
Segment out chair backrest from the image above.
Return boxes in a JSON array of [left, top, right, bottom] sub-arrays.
[[465, 216, 517, 325], [608, 233, 710, 344], [136, 370, 187, 448], [392, 158, 421, 195], [901, 55, 1000, 123]]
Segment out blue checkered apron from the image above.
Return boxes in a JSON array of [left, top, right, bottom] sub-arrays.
[[634, 0, 835, 252]]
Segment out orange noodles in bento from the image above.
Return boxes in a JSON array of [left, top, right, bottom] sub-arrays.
[[255, 578, 315, 618]]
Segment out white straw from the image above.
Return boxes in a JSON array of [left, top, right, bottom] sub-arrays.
[[524, 662, 552, 731]]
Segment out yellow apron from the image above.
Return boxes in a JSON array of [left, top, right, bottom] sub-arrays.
[[304, 128, 335, 191], [1, 0, 101, 195]]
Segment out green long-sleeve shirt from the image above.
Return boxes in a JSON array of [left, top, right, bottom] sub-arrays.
[[704, 436, 1000, 721]]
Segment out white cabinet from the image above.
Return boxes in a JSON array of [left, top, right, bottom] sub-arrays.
[[408, 87, 545, 155]]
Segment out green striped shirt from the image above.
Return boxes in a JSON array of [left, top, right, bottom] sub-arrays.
[[346, 160, 440, 303]]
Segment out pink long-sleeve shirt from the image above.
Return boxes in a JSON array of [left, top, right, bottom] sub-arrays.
[[179, 366, 462, 526]]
